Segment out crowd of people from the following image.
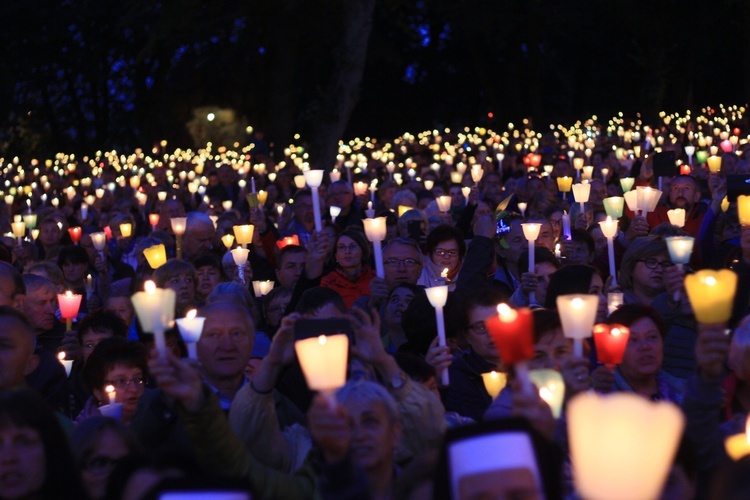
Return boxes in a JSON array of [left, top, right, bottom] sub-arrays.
[[2, 108, 750, 499]]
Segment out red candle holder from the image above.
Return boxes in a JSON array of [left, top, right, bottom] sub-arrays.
[[484, 305, 535, 365], [276, 235, 300, 249], [593, 323, 630, 365], [58, 291, 83, 330], [103, 226, 113, 240], [68, 226, 82, 244], [679, 164, 691, 176]]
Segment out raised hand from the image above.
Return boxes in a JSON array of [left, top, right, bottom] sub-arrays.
[[148, 349, 204, 412], [695, 323, 730, 380]]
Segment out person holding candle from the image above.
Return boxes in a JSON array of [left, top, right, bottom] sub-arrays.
[[382, 283, 422, 352], [153, 259, 197, 318], [320, 228, 376, 310], [417, 225, 465, 290], [57, 245, 91, 304], [194, 254, 226, 304], [510, 247, 561, 308], [618, 235, 673, 306], [274, 245, 308, 289], [280, 190, 315, 248], [544, 264, 609, 323], [181, 212, 217, 262], [0, 307, 39, 394], [108, 213, 139, 271], [326, 180, 364, 231], [36, 217, 63, 261], [591, 304, 685, 404], [21, 274, 65, 351]]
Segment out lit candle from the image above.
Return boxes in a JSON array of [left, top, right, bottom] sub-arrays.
[[554, 243, 561, 259], [424, 179, 434, 191], [557, 294, 598, 357], [521, 223, 541, 303], [695, 150, 708, 164], [329, 205, 342, 224], [484, 304, 535, 393], [149, 213, 160, 232], [607, 292, 624, 315], [106, 384, 116, 405], [10, 221, 25, 245], [68, 226, 82, 245], [354, 181, 368, 196], [619, 177, 635, 193], [221, 234, 235, 249], [119, 223, 132, 238], [425, 283, 450, 385], [684, 269, 737, 324], [667, 208, 685, 228], [738, 195, 750, 226], [707, 155, 722, 173], [684, 145, 695, 166], [276, 235, 300, 249], [529, 369, 565, 418], [572, 182, 591, 214], [679, 164, 691, 176], [363, 217, 387, 278], [85, 274, 94, 297], [635, 186, 662, 216], [230, 248, 250, 284], [303, 170, 324, 232], [517, 202, 527, 218], [436, 195, 451, 213], [295, 334, 349, 405], [568, 392, 685, 500], [251, 280, 275, 298], [131, 281, 176, 358], [481, 371, 507, 400], [602, 197, 624, 219], [725, 415, 750, 461], [257, 190, 268, 206], [556, 176, 573, 199], [598, 217, 619, 285], [175, 309, 206, 359], [562, 211, 571, 241], [365, 201, 375, 218], [171, 217, 187, 259], [57, 351, 73, 378], [232, 224, 255, 249], [58, 291, 83, 330], [471, 165, 483, 185], [592, 323, 630, 367], [143, 243, 167, 269]]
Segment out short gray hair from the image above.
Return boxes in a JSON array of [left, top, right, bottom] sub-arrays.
[[336, 379, 400, 425]]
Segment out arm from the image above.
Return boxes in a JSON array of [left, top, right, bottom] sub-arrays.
[[455, 215, 496, 292]]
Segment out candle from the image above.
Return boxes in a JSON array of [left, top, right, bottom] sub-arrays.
[[619, 177, 635, 193], [303, 170, 324, 232], [684, 269, 737, 324], [521, 223, 541, 303], [602, 197, 624, 219], [149, 213, 160, 231], [22, 213, 37, 229], [85, 274, 94, 296], [471, 165, 484, 184], [10, 221, 25, 245], [425, 284, 450, 385], [175, 309, 206, 360], [568, 392, 685, 500], [572, 182, 591, 214], [119, 223, 132, 238], [329, 205, 342, 224], [257, 190, 268, 206], [68, 226, 82, 245], [106, 384, 116, 405], [436, 195, 451, 213], [57, 351, 73, 378], [573, 157, 584, 174], [679, 164, 691, 176], [684, 145, 695, 166], [293, 175, 306, 189], [484, 304, 535, 393], [354, 181, 368, 196], [233, 224, 255, 249], [295, 334, 349, 403], [593, 323, 630, 366], [365, 201, 375, 218], [58, 291, 83, 331], [230, 248, 250, 284], [251, 177, 257, 194], [707, 155, 722, 173], [221, 234, 235, 249], [276, 235, 300, 249], [143, 244, 167, 269], [725, 416, 750, 461], [598, 217, 619, 285], [738, 195, 750, 226], [556, 176, 573, 199], [667, 208, 686, 228], [529, 369, 565, 418], [424, 179, 434, 191], [556, 294, 598, 357], [607, 292, 624, 315], [131, 281, 176, 358], [363, 217, 387, 279], [554, 243, 561, 259], [461, 186, 471, 204], [329, 169, 341, 183], [562, 211, 571, 240], [481, 371, 507, 399], [695, 150, 708, 164], [636, 186, 662, 215], [252, 280, 275, 298], [517, 202, 527, 218], [582, 166, 594, 181]]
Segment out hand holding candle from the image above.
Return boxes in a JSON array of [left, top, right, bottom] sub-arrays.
[[521, 223, 541, 303], [484, 304, 535, 394], [303, 170, 324, 232], [557, 294, 598, 358], [175, 309, 205, 359], [425, 283, 450, 386], [363, 217, 387, 279]]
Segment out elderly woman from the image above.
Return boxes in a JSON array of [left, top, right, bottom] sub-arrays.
[[593, 304, 685, 404], [153, 259, 197, 317], [418, 225, 466, 291], [320, 227, 376, 310], [618, 235, 672, 306]]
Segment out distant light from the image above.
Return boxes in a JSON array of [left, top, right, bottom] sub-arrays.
[[207, 113, 215, 122]]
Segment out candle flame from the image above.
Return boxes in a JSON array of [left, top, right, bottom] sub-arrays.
[[65, 290, 73, 298], [186, 309, 197, 320], [497, 303, 518, 322], [705, 276, 717, 286], [145, 280, 156, 294], [57, 351, 66, 361], [318, 335, 327, 345], [611, 327, 621, 337], [572, 297, 584, 309], [539, 387, 553, 404], [490, 371, 498, 379], [105, 385, 115, 395], [441, 268, 449, 278]]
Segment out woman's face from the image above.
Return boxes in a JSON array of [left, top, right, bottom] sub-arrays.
[[0, 424, 45, 499], [619, 317, 663, 380], [631, 254, 669, 296], [105, 297, 135, 327], [335, 236, 362, 271], [465, 305, 499, 365], [40, 223, 61, 246], [588, 273, 608, 323], [195, 265, 221, 299], [100, 365, 146, 420], [385, 287, 416, 327], [430, 239, 460, 273], [165, 272, 195, 307], [530, 328, 572, 371], [62, 260, 88, 284], [81, 429, 131, 500]]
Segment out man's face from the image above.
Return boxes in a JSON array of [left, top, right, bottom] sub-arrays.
[[383, 243, 423, 287], [105, 297, 135, 327], [0, 318, 37, 391], [266, 294, 291, 329], [563, 240, 593, 265], [327, 185, 354, 211], [40, 222, 61, 246], [277, 252, 306, 288], [292, 195, 314, 226], [198, 308, 254, 381], [498, 220, 526, 265], [669, 178, 699, 210], [345, 399, 400, 472], [22, 287, 57, 332], [195, 265, 221, 298], [183, 223, 215, 260], [535, 221, 555, 251]]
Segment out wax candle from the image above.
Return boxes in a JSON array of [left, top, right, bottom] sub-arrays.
[[230, 248, 250, 284], [521, 223, 541, 303], [295, 334, 349, 401], [707, 155, 722, 173], [175, 309, 206, 359], [68, 226, 82, 245], [303, 170, 324, 232], [572, 182, 591, 213], [557, 294, 598, 357], [738, 195, 750, 226], [330, 205, 342, 223], [363, 217, 387, 279], [598, 217, 619, 285], [593, 323, 630, 366], [233, 224, 255, 249], [276, 234, 300, 249], [149, 213, 160, 231], [58, 291, 82, 330], [725, 416, 750, 461], [557, 176, 573, 199], [119, 223, 132, 238], [602, 197, 624, 219], [425, 284, 450, 385], [221, 234, 235, 249], [562, 211, 572, 240], [10, 221, 25, 245], [517, 202, 527, 218], [57, 351, 73, 378]]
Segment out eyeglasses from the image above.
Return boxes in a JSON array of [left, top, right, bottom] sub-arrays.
[[106, 376, 145, 389], [433, 248, 459, 258], [468, 321, 489, 336], [638, 258, 673, 270], [336, 243, 360, 253], [384, 258, 420, 267]]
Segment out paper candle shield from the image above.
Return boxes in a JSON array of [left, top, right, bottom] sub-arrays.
[[233, 224, 255, 246], [593, 323, 630, 365], [738, 195, 750, 226], [665, 236, 694, 265], [623, 190, 639, 212], [58, 291, 83, 320], [684, 269, 737, 323], [295, 334, 349, 392], [556, 294, 598, 340], [484, 305, 535, 365], [175, 313, 206, 344], [619, 177, 635, 193], [667, 208, 686, 228], [131, 283, 176, 333], [529, 369, 565, 418], [572, 183, 591, 203], [143, 244, 167, 269], [568, 392, 684, 500], [556, 176, 573, 193], [602, 197, 624, 219], [481, 371, 507, 399]]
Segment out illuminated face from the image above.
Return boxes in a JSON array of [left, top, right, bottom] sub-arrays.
[[276, 252, 306, 288], [668, 178, 699, 210], [22, 287, 57, 332], [344, 400, 400, 473], [619, 317, 663, 381], [99, 365, 146, 421], [197, 308, 254, 381], [631, 254, 670, 298], [164, 272, 195, 308], [383, 243, 422, 287], [335, 236, 362, 271], [431, 239, 460, 274], [464, 305, 499, 365]]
